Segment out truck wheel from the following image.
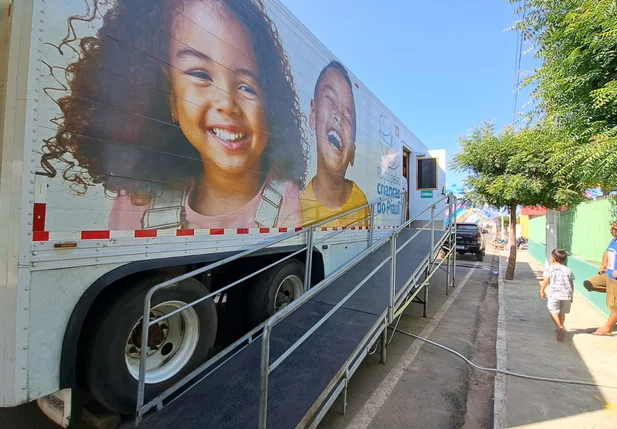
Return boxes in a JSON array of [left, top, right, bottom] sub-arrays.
[[476, 251, 484, 261], [247, 260, 305, 326], [83, 275, 217, 414]]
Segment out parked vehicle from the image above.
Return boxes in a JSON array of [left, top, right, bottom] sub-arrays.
[[0, 0, 446, 426], [455, 223, 486, 261]]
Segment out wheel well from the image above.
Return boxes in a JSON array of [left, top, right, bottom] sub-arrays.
[[60, 246, 324, 389]]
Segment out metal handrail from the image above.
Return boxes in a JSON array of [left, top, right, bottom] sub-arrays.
[[137, 204, 385, 415], [256, 195, 449, 337], [134, 189, 412, 422], [396, 196, 448, 232], [257, 195, 453, 428]]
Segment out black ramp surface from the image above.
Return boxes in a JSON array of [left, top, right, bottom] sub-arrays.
[[395, 229, 446, 294], [311, 229, 445, 315], [138, 229, 442, 429], [139, 301, 378, 429]]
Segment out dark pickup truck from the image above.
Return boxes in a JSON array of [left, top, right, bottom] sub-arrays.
[[455, 223, 486, 261]]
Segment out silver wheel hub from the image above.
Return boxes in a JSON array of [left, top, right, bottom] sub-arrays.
[[274, 275, 304, 312], [125, 300, 200, 384]]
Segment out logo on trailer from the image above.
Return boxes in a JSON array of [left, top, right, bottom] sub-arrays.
[[378, 115, 400, 176]]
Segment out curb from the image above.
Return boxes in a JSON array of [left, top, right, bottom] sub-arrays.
[[493, 255, 508, 429]]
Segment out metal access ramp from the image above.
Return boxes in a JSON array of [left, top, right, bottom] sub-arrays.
[[134, 194, 457, 429]]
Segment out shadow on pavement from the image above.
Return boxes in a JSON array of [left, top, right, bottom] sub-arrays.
[[501, 251, 616, 428]]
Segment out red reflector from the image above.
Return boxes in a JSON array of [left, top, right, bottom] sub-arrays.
[[33, 231, 49, 241], [259, 228, 270, 234], [176, 229, 195, 236], [278, 227, 288, 233], [477, 233, 482, 239], [295, 227, 302, 232], [81, 230, 110, 240], [33, 203, 46, 232], [135, 230, 157, 238], [54, 242, 77, 249], [237, 228, 249, 234], [210, 229, 224, 235]]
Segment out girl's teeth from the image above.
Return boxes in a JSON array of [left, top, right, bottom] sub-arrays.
[[212, 128, 246, 142]]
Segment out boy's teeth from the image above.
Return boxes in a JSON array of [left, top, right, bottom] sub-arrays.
[[212, 128, 247, 142], [327, 130, 342, 149]]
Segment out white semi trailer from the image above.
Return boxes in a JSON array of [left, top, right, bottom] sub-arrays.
[[0, 0, 446, 426]]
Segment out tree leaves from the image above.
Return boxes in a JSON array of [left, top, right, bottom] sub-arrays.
[[452, 121, 586, 210], [511, 0, 617, 188]]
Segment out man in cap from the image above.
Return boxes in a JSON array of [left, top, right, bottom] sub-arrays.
[[583, 220, 617, 336]]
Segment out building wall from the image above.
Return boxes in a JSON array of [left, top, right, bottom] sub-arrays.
[[527, 198, 617, 317], [519, 215, 529, 238], [529, 198, 616, 264]]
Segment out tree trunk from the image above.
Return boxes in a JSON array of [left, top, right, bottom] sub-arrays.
[[505, 203, 517, 280]]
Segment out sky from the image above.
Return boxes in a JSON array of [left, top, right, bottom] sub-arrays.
[[279, 0, 536, 188]]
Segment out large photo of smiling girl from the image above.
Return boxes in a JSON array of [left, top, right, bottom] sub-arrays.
[[41, 0, 308, 230]]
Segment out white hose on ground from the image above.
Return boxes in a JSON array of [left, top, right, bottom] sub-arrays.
[[393, 328, 617, 390]]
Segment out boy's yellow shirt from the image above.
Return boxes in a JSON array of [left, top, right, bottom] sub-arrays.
[[300, 178, 369, 228]]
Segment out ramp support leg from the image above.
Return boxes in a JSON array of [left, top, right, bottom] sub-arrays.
[[342, 370, 349, 415], [451, 237, 456, 287], [452, 202, 457, 288], [380, 327, 387, 364], [389, 234, 397, 323], [446, 250, 452, 296], [368, 203, 375, 246], [304, 228, 314, 292], [446, 195, 452, 296], [430, 204, 435, 261], [423, 275, 429, 318]]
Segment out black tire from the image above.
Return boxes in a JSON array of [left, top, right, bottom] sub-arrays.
[[476, 251, 484, 261], [83, 275, 217, 414], [247, 259, 305, 327]]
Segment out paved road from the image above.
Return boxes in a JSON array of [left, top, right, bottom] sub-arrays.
[[318, 250, 499, 429]]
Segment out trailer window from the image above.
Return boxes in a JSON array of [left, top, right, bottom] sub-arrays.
[[417, 158, 437, 190]]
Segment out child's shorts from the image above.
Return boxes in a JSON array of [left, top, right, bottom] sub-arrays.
[[547, 298, 571, 314]]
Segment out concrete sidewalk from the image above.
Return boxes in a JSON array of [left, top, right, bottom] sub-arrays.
[[495, 251, 617, 429]]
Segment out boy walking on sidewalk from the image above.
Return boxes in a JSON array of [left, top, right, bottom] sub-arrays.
[[541, 249, 575, 341]]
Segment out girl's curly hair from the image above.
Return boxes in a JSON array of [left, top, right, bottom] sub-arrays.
[[42, 0, 308, 201]]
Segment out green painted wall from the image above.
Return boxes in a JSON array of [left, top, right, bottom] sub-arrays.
[[527, 241, 610, 317], [528, 240, 545, 263], [526, 199, 617, 317], [528, 197, 617, 264], [529, 216, 546, 245]]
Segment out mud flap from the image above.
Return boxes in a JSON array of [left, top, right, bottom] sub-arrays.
[[37, 388, 71, 428]]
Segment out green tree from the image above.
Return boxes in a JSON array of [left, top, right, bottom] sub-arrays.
[[452, 122, 585, 279], [515, 0, 617, 188]]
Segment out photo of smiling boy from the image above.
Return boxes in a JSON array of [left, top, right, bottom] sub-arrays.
[[301, 61, 369, 227]]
